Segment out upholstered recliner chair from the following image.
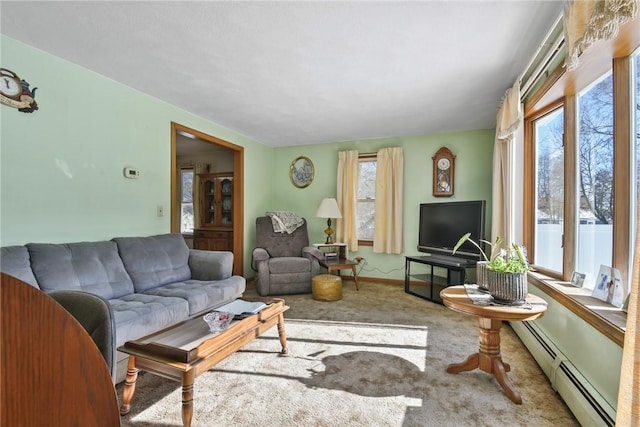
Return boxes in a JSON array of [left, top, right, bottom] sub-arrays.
[[252, 216, 324, 296]]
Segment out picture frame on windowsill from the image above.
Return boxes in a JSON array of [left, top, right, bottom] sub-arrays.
[[570, 271, 586, 287]]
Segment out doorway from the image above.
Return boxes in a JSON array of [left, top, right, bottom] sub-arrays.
[[171, 122, 244, 275]]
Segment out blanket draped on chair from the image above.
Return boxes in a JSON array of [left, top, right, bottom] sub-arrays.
[[265, 211, 305, 234]]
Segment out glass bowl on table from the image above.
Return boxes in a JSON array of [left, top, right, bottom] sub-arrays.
[[203, 311, 234, 333]]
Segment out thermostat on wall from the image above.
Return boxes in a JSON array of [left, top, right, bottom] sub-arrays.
[[123, 167, 140, 179]]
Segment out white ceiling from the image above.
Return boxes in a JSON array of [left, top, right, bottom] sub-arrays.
[[1, 1, 564, 147]]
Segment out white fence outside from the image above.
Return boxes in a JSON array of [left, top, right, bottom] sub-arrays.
[[535, 224, 613, 290]]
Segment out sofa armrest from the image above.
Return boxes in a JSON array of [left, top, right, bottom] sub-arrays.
[[49, 290, 116, 382], [302, 246, 324, 263], [188, 250, 233, 280], [251, 248, 270, 271]]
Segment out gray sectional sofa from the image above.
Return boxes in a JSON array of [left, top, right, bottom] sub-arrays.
[[0, 233, 245, 383]]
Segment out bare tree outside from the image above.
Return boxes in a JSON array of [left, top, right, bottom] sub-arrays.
[[578, 74, 614, 224], [181, 170, 194, 233], [536, 108, 564, 225], [357, 159, 376, 240], [534, 107, 565, 272]]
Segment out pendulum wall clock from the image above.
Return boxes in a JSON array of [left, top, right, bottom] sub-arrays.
[[432, 146, 455, 197]]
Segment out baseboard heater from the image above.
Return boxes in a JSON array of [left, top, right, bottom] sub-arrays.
[[511, 321, 616, 427]]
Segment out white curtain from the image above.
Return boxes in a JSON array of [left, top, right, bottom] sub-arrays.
[[616, 198, 640, 425], [373, 147, 403, 254], [193, 163, 209, 228], [492, 80, 522, 246], [564, 0, 638, 71], [336, 150, 359, 251]]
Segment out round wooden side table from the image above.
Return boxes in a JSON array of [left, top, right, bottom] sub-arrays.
[[440, 285, 547, 404]]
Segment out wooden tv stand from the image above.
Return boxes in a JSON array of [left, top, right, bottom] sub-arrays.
[[404, 254, 476, 303]]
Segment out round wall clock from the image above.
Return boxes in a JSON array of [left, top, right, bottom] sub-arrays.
[[290, 156, 314, 188], [0, 68, 38, 113], [0, 70, 22, 100], [432, 146, 455, 197]]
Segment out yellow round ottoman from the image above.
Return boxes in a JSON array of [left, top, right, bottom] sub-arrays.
[[312, 274, 342, 301]]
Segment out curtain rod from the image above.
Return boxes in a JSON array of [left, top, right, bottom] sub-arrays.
[[517, 13, 564, 95]]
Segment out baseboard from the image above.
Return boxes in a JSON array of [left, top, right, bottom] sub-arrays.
[[511, 321, 616, 426]]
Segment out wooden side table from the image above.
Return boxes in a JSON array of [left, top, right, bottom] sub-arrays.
[[439, 285, 547, 404], [319, 258, 359, 290]]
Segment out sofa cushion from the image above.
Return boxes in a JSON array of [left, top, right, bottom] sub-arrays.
[[113, 233, 191, 293], [0, 246, 39, 288], [108, 293, 190, 347], [27, 241, 134, 299], [143, 276, 246, 316]]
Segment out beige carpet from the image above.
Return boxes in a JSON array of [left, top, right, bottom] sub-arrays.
[[117, 280, 579, 426]]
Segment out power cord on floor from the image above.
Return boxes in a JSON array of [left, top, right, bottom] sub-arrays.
[[354, 257, 405, 276]]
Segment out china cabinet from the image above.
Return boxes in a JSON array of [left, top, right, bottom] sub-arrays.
[[194, 173, 233, 251]]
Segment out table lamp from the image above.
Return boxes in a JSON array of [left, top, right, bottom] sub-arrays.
[[316, 198, 342, 244]]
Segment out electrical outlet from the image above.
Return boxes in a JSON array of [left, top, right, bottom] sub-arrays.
[[157, 205, 164, 217]]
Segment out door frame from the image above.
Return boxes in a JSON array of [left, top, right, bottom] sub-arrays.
[[171, 122, 244, 275]]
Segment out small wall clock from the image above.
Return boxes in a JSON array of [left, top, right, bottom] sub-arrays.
[[432, 147, 455, 197], [0, 68, 38, 113]]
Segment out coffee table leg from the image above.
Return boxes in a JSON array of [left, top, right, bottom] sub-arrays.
[[119, 356, 139, 415], [277, 313, 289, 355], [181, 370, 195, 427]]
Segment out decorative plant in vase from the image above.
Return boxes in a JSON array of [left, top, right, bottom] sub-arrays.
[[453, 233, 531, 304]]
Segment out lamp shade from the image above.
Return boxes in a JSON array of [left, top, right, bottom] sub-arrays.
[[316, 198, 342, 219]]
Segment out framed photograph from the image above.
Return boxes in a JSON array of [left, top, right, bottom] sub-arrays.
[[289, 156, 314, 188], [592, 265, 625, 307], [570, 271, 586, 287], [609, 268, 625, 308], [592, 265, 612, 302]]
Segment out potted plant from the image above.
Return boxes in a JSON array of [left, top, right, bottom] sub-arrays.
[[452, 233, 501, 291], [453, 233, 531, 304]]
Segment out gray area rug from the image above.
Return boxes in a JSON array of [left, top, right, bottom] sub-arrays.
[[117, 281, 579, 426]]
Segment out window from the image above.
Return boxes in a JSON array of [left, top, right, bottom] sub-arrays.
[[576, 73, 614, 282], [523, 40, 639, 343], [527, 65, 633, 284], [534, 106, 565, 273], [357, 155, 376, 241], [180, 169, 194, 233]]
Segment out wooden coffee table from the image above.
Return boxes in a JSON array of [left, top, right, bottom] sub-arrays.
[[118, 298, 289, 427]]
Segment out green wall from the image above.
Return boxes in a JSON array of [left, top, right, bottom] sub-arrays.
[[0, 35, 274, 276], [273, 131, 495, 280], [1, 35, 494, 280]]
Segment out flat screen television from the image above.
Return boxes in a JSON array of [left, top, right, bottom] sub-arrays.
[[417, 200, 486, 259]]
